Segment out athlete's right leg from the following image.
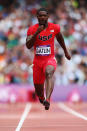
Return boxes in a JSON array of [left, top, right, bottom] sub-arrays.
[[33, 63, 45, 104], [34, 84, 45, 104]]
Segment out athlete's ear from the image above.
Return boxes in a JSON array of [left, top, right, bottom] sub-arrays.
[[37, 14, 38, 18], [47, 13, 49, 17], [37, 14, 40, 19], [47, 13, 49, 19]]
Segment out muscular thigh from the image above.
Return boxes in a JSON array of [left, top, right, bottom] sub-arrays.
[[33, 63, 45, 84], [43, 56, 57, 74]]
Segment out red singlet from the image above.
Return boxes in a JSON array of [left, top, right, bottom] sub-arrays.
[[27, 22, 60, 84]]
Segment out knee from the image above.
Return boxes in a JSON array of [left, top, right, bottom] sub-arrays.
[[45, 70, 52, 78], [45, 66, 54, 79]]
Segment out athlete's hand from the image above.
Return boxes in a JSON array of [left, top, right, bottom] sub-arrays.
[[36, 25, 44, 34], [65, 51, 71, 60]]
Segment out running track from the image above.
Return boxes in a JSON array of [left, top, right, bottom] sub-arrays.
[[0, 102, 87, 131]]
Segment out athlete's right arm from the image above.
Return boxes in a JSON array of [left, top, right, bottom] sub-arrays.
[[26, 25, 44, 49], [26, 33, 38, 49]]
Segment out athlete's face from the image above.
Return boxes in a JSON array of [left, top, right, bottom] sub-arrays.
[[37, 11, 49, 26]]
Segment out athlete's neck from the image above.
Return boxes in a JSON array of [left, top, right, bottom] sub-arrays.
[[39, 23, 48, 29]]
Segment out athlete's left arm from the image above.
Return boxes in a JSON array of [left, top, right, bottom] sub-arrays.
[[56, 32, 71, 60]]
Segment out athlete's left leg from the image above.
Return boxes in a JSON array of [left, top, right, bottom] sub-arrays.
[[43, 57, 57, 110], [44, 65, 55, 110], [45, 65, 55, 101]]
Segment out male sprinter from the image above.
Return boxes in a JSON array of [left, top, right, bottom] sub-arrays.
[[26, 8, 71, 110]]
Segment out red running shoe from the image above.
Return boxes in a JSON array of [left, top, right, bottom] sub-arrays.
[[43, 100, 50, 110], [39, 97, 45, 104]]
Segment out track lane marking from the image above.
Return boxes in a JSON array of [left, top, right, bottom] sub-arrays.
[[15, 103, 32, 131], [58, 103, 87, 121]]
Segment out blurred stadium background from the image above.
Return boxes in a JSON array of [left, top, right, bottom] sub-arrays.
[[0, 0, 87, 103]]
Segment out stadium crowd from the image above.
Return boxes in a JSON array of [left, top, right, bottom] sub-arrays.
[[0, 0, 87, 85]]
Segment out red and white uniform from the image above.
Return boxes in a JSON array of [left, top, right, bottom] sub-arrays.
[[27, 22, 60, 84]]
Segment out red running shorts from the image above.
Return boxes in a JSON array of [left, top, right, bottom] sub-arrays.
[[33, 56, 57, 84]]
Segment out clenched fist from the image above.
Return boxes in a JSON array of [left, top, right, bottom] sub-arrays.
[[36, 25, 44, 34], [65, 51, 71, 60]]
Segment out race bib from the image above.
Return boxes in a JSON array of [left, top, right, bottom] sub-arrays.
[[36, 45, 51, 56]]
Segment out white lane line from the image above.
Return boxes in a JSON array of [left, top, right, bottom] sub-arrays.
[[58, 103, 87, 121], [15, 103, 32, 131]]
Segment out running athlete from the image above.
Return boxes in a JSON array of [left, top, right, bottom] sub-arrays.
[[26, 8, 71, 110]]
